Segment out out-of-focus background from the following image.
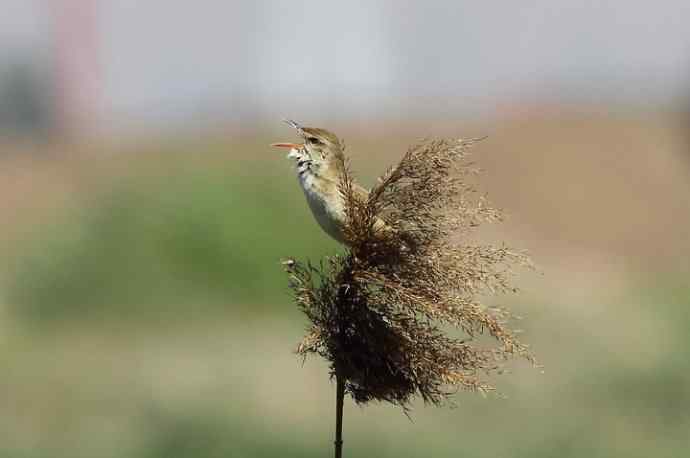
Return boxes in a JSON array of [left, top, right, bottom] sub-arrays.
[[2, 1, 690, 457]]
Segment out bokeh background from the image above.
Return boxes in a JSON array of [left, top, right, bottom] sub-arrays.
[[2, 1, 690, 457]]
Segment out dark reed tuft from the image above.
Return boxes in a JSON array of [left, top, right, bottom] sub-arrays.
[[284, 137, 534, 409]]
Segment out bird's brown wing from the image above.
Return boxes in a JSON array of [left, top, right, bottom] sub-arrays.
[[349, 182, 394, 235]]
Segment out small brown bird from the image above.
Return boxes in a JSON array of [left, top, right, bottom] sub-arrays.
[[272, 119, 389, 245]]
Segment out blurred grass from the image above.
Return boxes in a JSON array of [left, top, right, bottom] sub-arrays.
[[2, 221, 689, 458], [3, 145, 338, 323], [1, 280, 688, 458]]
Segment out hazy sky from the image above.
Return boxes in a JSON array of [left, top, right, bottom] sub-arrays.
[[2, 0, 690, 129]]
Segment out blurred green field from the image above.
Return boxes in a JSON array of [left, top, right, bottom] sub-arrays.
[[1, 117, 689, 457], [2, 142, 339, 323], [1, 280, 688, 458]]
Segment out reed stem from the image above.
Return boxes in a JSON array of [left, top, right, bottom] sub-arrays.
[[334, 375, 345, 458]]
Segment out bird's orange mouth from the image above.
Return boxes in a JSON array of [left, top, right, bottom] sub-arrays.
[[271, 142, 304, 150]]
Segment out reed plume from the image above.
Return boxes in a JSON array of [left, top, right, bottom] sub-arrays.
[[283, 136, 534, 456]]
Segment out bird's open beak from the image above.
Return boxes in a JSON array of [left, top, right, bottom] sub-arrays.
[[271, 119, 304, 151], [271, 142, 303, 150]]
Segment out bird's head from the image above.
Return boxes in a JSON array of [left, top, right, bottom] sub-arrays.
[[271, 119, 345, 178]]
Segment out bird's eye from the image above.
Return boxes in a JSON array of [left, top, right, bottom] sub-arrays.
[[308, 137, 322, 145]]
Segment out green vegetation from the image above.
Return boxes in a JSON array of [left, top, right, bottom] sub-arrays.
[[5, 159, 338, 323], [1, 273, 687, 457]]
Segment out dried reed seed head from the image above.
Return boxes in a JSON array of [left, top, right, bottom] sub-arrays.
[[286, 137, 534, 409]]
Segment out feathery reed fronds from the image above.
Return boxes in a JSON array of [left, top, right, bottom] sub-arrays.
[[284, 137, 534, 410]]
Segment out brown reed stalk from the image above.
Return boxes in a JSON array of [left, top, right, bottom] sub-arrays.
[[284, 137, 534, 457]]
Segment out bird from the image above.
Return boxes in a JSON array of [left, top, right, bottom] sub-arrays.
[[271, 119, 391, 246]]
